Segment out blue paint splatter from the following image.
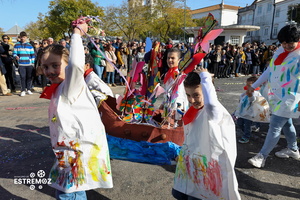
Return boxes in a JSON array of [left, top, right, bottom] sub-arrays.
[[296, 63, 300, 75], [282, 88, 285, 98], [294, 104, 298, 113], [288, 57, 296, 64], [287, 69, 290, 82], [294, 79, 299, 95]]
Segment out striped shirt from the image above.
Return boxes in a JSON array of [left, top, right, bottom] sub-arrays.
[[13, 42, 35, 65]]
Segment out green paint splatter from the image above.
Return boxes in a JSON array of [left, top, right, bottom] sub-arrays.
[[280, 73, 284, 82], [291, 65, 295, 73], [274, 104, 281, 112]]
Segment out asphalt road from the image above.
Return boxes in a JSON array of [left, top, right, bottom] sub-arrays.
[[0, 75, 299, 200]]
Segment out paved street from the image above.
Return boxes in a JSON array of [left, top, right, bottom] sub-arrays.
[[0, 76, 299, 200]]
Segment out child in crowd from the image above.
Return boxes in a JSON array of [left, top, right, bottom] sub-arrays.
[[162, 48, 189, 114], [172, 67, 240, 200], [235, 76, 268, 144], [84, 53, 113, 106], [40, 22, 113, 199]]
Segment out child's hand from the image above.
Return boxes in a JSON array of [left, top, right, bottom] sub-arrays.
[[194, 66, 208, 74], [73, 21, 88, 36], [246, 86, 254, 97]]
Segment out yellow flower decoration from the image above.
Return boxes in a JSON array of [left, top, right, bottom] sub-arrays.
[[51, 115, 57, 123]]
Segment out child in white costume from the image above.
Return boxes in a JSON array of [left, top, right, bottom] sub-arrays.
[[172, 67, 240, 200], [84, 53, 114, 107], [40, 23, 113, 199], [162, 48, 189, 121]]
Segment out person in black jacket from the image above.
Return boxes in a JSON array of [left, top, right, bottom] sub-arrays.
[[252, 49, 261, 76], [1, 35, 15, 92], [0, 44, 12, 96]]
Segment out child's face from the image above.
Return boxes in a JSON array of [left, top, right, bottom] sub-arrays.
[[281, 41, 298, 52], [246, 81, 253, 88], [41, 52, 68, 84], [185, 85, 204, 109], [167, 52, 180, 68]]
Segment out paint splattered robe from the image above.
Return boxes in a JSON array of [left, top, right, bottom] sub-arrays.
[[265, 46, 300, 118], [173, 72, 240, 200], [47, 34, 113, 193]]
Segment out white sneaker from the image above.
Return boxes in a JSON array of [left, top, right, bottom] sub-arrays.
[[27, 90, 33, 95], [275, 148, 300, 160], [251, 126, 260, 132], [248, 153, 266, 168], [20, 91, 26, 97]]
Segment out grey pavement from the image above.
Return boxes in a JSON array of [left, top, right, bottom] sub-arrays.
[[0, 75, 299, 200]]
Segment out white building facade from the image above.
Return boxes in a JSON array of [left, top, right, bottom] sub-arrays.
[[238, 0, 299, 45], [187, 3, 260, 46]]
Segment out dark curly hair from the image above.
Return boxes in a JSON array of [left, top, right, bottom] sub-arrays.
[[277, 25, 300, 43]]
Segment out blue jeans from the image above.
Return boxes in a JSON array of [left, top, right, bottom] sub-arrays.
[[94, 64, 104, 80], [18, 65, 33, 91], [56, 190, 87, 200], [252, 65, 259, 75], [260, 114, 298, 158], [107, 71, 115, 84], [172, 188, 202, 200], [237, 118, 252, 139], [235, 62, 242, 74]]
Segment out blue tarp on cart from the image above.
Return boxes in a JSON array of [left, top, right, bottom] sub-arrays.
[[107, 135, 181, 165]]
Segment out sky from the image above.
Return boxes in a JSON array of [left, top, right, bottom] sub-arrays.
[[0, 0, 255, 32]]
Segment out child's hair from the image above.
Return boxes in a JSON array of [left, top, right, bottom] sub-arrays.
[[184, 71, 201, 88], [85, 53, 94, 68], [247, 76, 258, 83], [277, 25, 300, 43], [38, 44, 69, 69], [41, 44, 69, 64], [168, 47, 182, 58]]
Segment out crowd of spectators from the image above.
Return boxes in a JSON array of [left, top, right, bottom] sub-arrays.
[[0, 32, 281, 96]]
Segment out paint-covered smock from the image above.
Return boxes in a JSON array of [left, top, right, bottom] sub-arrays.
[[47, 33, 113, 193], [252, 46, 300, 118], [173, 72, 240, 200]]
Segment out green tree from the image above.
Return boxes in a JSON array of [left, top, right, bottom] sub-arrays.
[[149, 0, 196, 42], [193, 17, 207, 27], [287, 4, 300, 24], [24, 13, 50, 40], [45, 0, 104, 40], [103, 1, 150, 41]]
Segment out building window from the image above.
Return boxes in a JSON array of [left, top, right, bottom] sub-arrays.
[[256, 30, 260, 36], [240, 15, 245, 24], [248, 14, 253, 21], [231, 36, 240, 45], [275, 8, 280, 17], [247, 32, 251, 36], [264, 27, 269, 36], [258, 6, 262, 15], [273, 27, 278, 36], [267, 3, 272, 12]]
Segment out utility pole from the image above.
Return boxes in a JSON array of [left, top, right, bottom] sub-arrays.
[[184, 0, 186, 43]]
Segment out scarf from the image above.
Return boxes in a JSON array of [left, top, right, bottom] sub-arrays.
[[182, 106, 202, 125], [163, 66, 178, 84], [84, 68, 93, 78], [274, 42, 300, 65], [40, 83, 60, 100], [243, 85, 260, 91]]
